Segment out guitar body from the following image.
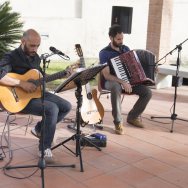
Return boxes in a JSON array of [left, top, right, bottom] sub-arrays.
[[91, 89, 104, 120], [81, 85, 102, 124], [0, 69, 42, 113]]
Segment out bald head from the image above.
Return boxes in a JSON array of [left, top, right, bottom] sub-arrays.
[[22, 29, 40, 39], [21, 29, 41, 56]]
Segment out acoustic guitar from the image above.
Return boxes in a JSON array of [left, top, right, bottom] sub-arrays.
[[0, 63, 78, 113], [75, 44, 104, 124]]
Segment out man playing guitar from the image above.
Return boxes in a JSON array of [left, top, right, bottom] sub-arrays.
[[0, 29, 73, 162]]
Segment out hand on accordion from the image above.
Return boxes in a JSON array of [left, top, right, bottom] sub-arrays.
[[121, 81, 132, 94]]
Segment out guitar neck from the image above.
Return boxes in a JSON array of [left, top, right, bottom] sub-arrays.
[[35, 70, 67, 86], [80, 57, 86, 68]]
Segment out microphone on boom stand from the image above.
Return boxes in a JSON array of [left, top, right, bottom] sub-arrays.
[[49, 46, 70, 60]]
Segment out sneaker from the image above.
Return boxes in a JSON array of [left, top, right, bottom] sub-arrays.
[[127, 118, 144, 128], [115, 123, 125, 135], [31, 127, 41, 138], [38, 148, 53, 163]]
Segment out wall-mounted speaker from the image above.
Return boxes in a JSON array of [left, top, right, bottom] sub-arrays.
[[111, 6, 133, 34]]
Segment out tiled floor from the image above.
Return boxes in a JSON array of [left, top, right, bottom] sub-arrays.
[[0, 86, 188, 188]]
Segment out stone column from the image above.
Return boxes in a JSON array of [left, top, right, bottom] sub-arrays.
[[146, 0, 174, 62]]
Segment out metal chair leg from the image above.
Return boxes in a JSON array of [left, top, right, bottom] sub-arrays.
[[24, 115, 33, 135]]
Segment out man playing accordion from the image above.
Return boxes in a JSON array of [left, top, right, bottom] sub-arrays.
[[99, 24, 152, 135]]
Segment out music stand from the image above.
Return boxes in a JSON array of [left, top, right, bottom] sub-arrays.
[[52, 64, 107, 172], [151, 38, 188, 132]]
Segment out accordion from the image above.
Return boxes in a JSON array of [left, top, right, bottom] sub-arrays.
[[109, 50, 155, 86]]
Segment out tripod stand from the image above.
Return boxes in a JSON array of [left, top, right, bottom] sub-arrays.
[[52, 64, 107, 172], [151, 38, 188, 132], [3, 53, 75, 188]]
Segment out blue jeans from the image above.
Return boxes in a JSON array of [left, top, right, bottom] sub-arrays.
[[105, 81, 152, 125], [22, 92, 72, 150]]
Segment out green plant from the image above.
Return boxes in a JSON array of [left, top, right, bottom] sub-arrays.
[[0, 1, 23, 59], [45, 61, 70, 90]]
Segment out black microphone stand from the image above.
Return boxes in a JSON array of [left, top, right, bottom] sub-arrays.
[[4, 53, 75, 188], [151, 38, 188, 132]]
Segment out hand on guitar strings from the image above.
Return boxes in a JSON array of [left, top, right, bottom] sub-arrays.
[[65, 66, 73, 77], [65, 62, 80, 77], [19, 80, 38, 93]]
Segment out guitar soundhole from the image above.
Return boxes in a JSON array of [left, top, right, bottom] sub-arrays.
[[87, 93, 92, 100]]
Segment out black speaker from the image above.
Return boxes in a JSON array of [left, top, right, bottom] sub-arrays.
[[111, 6, 133, 34]]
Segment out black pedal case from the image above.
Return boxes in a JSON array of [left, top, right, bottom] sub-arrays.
[[80, 136, 107, 147]]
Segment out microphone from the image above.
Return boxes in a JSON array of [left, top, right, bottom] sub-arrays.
[[49, 46, 70, 59]]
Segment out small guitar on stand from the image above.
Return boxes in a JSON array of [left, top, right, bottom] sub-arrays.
[[75, 44, 104, 126]]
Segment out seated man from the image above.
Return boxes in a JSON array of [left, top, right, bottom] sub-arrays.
[[0, 29, 72, 161], [99, 24, 152, 135]]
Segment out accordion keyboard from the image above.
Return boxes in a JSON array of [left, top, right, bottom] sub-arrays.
[[110, 56, 130, 83]]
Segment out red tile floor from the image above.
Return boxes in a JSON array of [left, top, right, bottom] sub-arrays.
[[0, 86, 188, 188]]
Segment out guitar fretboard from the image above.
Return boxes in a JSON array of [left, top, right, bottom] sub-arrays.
[[80, 57, 86, 68], [34, 70, 67, 86]]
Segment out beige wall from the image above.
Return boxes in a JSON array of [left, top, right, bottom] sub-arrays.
[[3, 0, 149, 61], [171, 0, 188, 65], [2, 0, 188, 63]]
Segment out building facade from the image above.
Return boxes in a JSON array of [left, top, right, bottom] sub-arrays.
[[2, 0, 188, 64]]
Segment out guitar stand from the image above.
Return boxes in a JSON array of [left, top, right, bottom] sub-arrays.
[[67, 119, 103, 132], [53, 64, 107, 172]]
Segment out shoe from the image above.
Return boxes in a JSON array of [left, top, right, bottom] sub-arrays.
[[38, 148, 53, 163], [127, 118, 144, 128], [115, 123, 125, 135], [31, 127, 41, 138]]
